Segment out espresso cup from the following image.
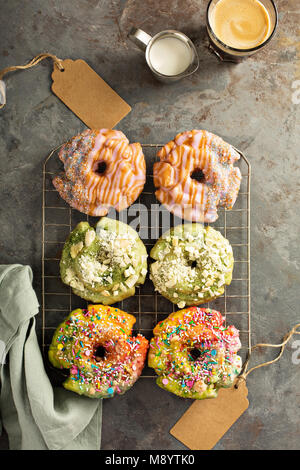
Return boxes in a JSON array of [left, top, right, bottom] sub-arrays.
[[206, 0, 278, 62], [128, 28, 199, 83]]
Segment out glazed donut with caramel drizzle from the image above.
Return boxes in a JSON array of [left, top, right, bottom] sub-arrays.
[[153, 130, 242, 223]]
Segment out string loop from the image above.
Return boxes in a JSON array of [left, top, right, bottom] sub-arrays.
[[0, 53, 64, 109], [235, 322, 300, 388]]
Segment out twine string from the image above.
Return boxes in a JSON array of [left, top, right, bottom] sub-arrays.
[[235, 322, 300, 388], [0, 53, 64, 109]]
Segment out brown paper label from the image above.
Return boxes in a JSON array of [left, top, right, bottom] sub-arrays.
[[51, 59, 131, 129], [170, 381, 249, 450]]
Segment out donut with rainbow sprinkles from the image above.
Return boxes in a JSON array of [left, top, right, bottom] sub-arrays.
[[49, 304, 149, 398], [148, 307, 242, 399]]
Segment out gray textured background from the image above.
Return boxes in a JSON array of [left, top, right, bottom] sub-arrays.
[[0, 0, 299, 450]]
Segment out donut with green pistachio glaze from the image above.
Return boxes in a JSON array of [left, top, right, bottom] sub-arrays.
[[49, 304, 149, 398], [60, 217, 148, 304], [148, 307, 242, 399], [150, 223, 233, 309]]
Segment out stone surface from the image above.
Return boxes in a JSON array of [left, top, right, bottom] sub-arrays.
[[0, 0, 300, 450]]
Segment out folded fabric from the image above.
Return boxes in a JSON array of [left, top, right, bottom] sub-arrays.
[[0, 264, 102, 450]]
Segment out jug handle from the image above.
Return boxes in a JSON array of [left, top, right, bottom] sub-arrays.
[[128, 28, 152, 51]]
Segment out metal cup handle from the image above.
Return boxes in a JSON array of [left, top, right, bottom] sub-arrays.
[[128, 28, 152, 51]]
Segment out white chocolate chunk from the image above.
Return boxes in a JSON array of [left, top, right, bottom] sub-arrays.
[[70, 279, 84, 291], [165, 279, 176, 288], [70, 241, 83, 258], [65, 268, 75, 283], [85, 230, 96, 247], [119, 239, 130, 248], [124, 266, 135, 277], [125, 274, 138, 288], [99, 264, 108, 273], [151, 261, 159, 275]]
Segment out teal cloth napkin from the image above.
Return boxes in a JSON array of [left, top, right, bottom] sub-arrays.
[[0, 264, 102, 450]]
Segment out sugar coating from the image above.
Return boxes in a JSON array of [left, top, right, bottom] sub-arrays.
[[53, 129, 146, 216], [153, 130, 242, 223]]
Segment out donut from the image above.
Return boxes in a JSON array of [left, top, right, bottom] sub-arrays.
[[49, 304, 149, 398], [148, 307, 242, 399], [150, 223, 233, 309], [60, 217, 148, 304], [53, 129, 146, 216], [153, 130, 242, 223]]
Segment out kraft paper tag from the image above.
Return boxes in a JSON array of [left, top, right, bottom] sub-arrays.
[[170, 381, 249, 450], [51, 59, 131, 129]]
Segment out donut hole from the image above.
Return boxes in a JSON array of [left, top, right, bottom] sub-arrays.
[[94, 345, 106, 361], [189, 348, 202, 361], [191, 168, 206, 183], [94, 161, 107, 175]]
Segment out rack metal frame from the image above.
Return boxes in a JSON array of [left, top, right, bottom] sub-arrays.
[[42, 143, 251, 376]]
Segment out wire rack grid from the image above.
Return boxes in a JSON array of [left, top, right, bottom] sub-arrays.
[[42, 143, 251, 377]]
